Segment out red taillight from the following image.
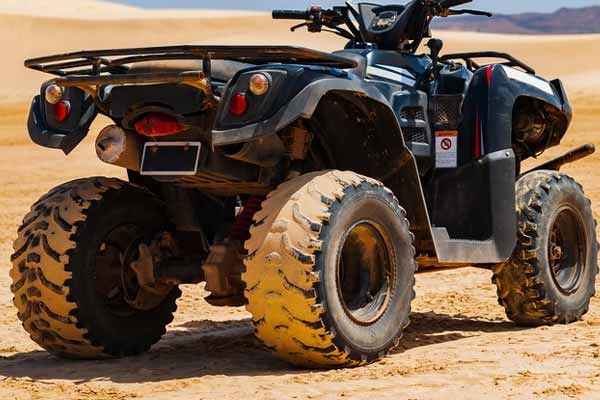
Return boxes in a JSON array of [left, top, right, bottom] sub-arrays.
[[229, 93, 248, 116], [134, 113, 187, 137], [53, 101, 70, 122]]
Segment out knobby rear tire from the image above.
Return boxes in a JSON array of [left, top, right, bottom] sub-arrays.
[[243, 171, 416, 368], [10, 177, 181, 358]]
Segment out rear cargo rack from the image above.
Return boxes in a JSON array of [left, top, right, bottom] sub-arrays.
[[25, 45, 358, 77], [25, 45, 358, 103], [440, 51, 535, 74]]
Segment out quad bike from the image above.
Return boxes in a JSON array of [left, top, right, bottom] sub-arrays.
[[12, 0, 598, 367]]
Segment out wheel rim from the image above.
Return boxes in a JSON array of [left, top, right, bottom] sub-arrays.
[[548, 206, 587, 294], [95, 224, 146, 316], [336, 221, 394, 325]]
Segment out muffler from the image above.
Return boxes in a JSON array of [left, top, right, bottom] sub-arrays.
[[96, 125, 143, 171]]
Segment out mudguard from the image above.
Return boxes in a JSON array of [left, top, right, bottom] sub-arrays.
[[213, 65, 437, 257], [429, 65, 572, 264], [212, 66, 390, 146], [27, 84, 97, 154], [462, 65, 571, 162]]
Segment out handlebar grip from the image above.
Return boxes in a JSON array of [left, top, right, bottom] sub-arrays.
[[440, 0, 472, 8], [272, 10, 310, 20]]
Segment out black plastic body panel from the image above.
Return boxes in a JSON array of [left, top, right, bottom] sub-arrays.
[[391, 89, 433, 174], [459, 65, 571, 166], [212, 70, 387, 146], [27, 88, 97, 154], [422, 63, 572, 263], [213, 64, 352, 136], [109, 84, 205, 121], [428, 150, 517, 263], [218, 69, 290, 129]]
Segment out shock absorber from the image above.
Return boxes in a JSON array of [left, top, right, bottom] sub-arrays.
[[229, 196, 265, 243], [200, 195, 265, 306]]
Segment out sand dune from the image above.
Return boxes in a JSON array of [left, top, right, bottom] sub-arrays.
[[0, 0, 261, 19], [0, 3, 599, 400], [1, 5, 599, 103]]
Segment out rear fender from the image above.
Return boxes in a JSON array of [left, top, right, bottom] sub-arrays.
[[213, 66, 436, 253], [28, 82, 97, 154], [211, 67, 388, 145], [309, 91, 435, 251]]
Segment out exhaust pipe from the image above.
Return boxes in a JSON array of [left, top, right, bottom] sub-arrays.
[[96, 125, 142, 171]]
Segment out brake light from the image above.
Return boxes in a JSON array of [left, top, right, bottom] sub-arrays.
[[134, 114, 187, 137], [229, 93, 248, 116], [53, 101, 70, 122]]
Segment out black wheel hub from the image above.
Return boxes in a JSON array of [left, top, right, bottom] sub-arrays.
[[95, 224, 147, 315], [548, 206, 586, 294], [336, 221, 394, 325]]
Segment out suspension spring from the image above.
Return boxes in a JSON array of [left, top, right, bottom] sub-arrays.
[[229, 196, 265, 243]]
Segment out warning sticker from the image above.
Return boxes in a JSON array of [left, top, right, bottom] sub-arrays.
[[435, 131, 458, 169]]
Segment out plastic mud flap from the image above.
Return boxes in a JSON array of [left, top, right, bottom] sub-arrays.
[[27, 87, 97, 154], [431, 149, 517, 264]]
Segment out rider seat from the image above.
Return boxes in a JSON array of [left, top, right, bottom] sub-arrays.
[[128, 60, 253, 82], [332, 51, 368, 79]]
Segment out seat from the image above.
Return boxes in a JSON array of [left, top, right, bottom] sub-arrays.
[[332, 51, 368, 78], [128, 59, 253, 82]]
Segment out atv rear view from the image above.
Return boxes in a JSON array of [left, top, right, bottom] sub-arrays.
[[12, 0, 598, 368]]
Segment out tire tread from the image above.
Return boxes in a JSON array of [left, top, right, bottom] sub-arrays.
[[493, 171, 599, 326], [243, 171, 415, 367], [10, 177, 180, 358]]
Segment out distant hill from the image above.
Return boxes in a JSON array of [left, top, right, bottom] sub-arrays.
[[434, 6, 600, 34]]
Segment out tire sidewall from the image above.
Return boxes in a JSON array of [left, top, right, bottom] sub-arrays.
[[534, 176, 596, 310], [318, 185, 415, 355], [69, 185, 180, 353]]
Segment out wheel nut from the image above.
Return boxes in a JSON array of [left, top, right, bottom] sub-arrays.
[[552, 245, 562, 259]]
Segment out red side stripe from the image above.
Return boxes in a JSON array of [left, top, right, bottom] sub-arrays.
[[486, 64, 493, 87], [474, 111, 481, 159]]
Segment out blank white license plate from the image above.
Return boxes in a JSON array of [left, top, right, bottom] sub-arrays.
[[140, 142, 202, 176]]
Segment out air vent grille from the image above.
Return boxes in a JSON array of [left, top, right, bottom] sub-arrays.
[[400, 107, 425, 121], [430, 95, 463, 128], [403, 127, 428, 144]]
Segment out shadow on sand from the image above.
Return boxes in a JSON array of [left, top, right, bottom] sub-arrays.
[[0, 311, 522, 383]]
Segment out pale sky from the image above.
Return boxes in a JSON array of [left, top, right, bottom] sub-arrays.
[[112, 0, 600, 14]]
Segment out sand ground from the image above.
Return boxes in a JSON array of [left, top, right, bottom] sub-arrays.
[[0, 2, 599, 399]]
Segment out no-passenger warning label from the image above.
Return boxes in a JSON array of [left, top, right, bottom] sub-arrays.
[[436, 131, 458, 169]]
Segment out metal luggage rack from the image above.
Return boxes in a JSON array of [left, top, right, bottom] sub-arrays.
[[25, 45, 359, 100], [440, 51, 535, 74]]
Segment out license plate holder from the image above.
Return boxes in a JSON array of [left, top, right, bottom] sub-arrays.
[[140, 142, 202, 176]]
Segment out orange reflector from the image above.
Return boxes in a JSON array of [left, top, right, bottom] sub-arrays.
[[249, 73, 270, 96]]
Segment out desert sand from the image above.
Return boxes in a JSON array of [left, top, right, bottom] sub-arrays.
[[0, 1, 599, 399]]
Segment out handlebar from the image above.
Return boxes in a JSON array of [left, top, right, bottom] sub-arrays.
[[449, 8, 492, 17], [272, 10, 311, 20], [272, 1, 489, 51], [440, 0, 472, 7]]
